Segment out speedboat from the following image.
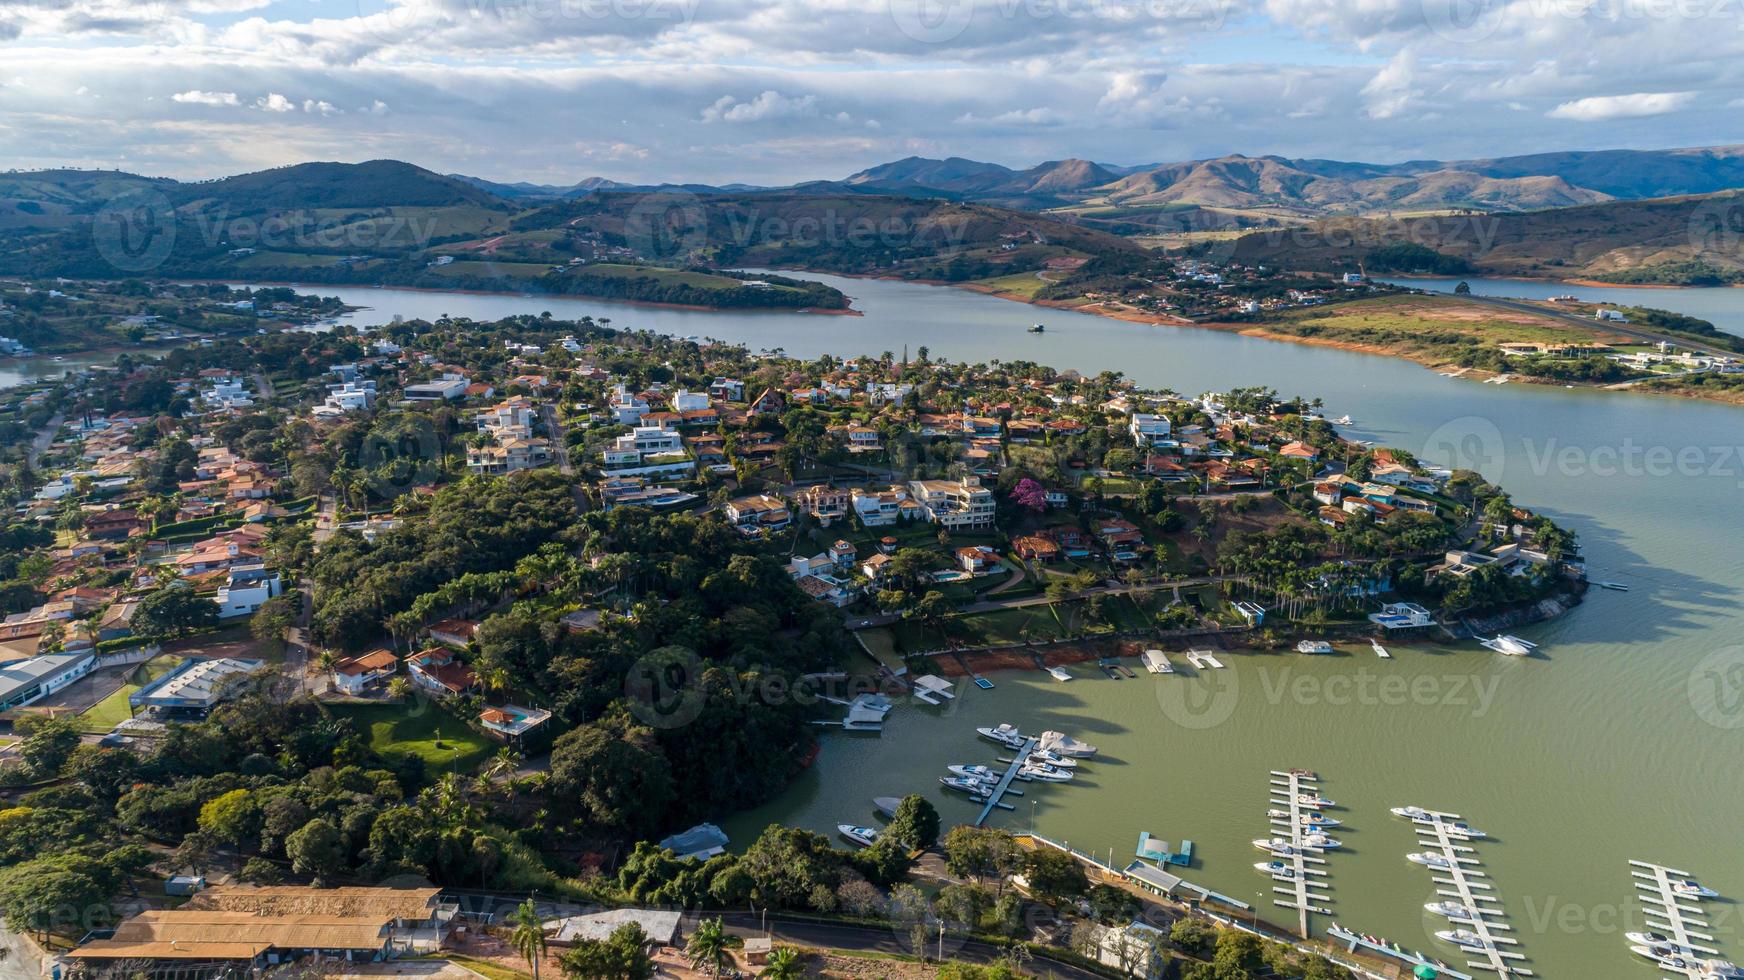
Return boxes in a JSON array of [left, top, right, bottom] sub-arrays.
[[1017, 762, 1073, 782], [837, 824, 880, 848], [1479, 634, 1536, 656], [1408, 852, 1452, 869], [1425, 901, 1479, 921], [939, 776, 991, 796], [1301, 832, 1341, 849], [1630, 938, 1701, 960], [1298, 812, 1340, 827], [1334, 415, 1353, 425], [1625, 931, 1672, 948], [1436, 929, 1490, 950], [1296, 640, 1333, 654], [1047, 666, 1073, 682], [1392, 805, 1431, 820], [947, 764, 999, 781], [1028, 748, 1078, 768], [976, 724, 1027, 749], [1253, 838, 1298, 856], [1255, 861, 1297, 879], [1673, 878, 1720, 899], [1298, 793, 1335, 807], [1443, 821, 1485, 839], [1036, 730, 1098, 757]]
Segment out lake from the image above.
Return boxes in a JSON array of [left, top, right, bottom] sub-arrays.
[[1378, 275, 1744, 337], [151, 276, 1744, 974]]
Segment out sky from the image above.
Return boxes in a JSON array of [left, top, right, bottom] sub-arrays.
[[1, 0, 1740, 185]]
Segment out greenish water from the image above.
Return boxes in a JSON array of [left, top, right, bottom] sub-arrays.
[[254, 274, 1744, 977]]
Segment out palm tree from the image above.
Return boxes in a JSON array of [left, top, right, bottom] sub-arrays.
[[508, 898, 547, 980], [760, 947, 802, 980], [685, 917, 737, 976]]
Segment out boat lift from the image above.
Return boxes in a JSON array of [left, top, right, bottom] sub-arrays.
[[1408, 808, 1533, 977], [1268, 769, 1335, 939]]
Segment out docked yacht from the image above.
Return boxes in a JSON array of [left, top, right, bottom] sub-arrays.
[[939, 776, 991, 797], [1253, 838, 1299, 857], [1479, 634, 1536, 656], [1029, 748, 1079, 768], [1436, 929, 1491, 950], [1443, 821, 1485, 839], [1037, 730, 1098, 757], [1017, 762, 1073, 782], [976, 724, 1028, 749], [1296, 640, 1333, 654], [1267, 809, 1339, 827], [1408, 852, 1453, 869], [1297, 793, 1335, 807], [837, 824, 880, 848], [1301, 832, 1341, 849], [947, 764, 999, 781], [872, 796, 904, 818], [1255, 860, 1298, 879], [1391, 805, 1431, 820], [1425, 901, 1480, 922], [1673, 878, 1720, 899]]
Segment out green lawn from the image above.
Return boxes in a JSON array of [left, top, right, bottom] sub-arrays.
[[327, 701, 495, 774], [74, 654, 182, 735]]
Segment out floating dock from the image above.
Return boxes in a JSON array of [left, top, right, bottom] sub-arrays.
[[1185, 649, 1225, 669], [1629, 859, 1722, 975], [1370, 638, 1392, 659], [1327, 924, 1473, 980], [1267, 769, 1335, 938], [1407, 808, 1532, 976], [1142, 649, 1174, 674], [973, 736, 1037, 826], [911, 674, 956, 704], [1137, 832, 1193, 867]]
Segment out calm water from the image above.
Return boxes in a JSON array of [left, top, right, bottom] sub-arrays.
[[1379, 275, 1744, 338], [202, 278, 1744, 974]]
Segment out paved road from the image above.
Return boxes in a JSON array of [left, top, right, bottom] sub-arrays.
[[539, 404, 574, 476], [25, 410, 64, 469], [1456, 292, 1735, 357]]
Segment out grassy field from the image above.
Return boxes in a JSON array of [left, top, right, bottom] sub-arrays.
[[327, 701, 495, 774], [430, 260, 556, 279], [75, 654, 182, 734], [969, 271, 1053, 300], [1262, 293, 1621, 357]]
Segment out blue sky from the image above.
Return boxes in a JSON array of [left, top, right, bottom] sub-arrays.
[[1, 0, 1738, 183]]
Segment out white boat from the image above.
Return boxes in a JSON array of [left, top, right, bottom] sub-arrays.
[[1370, 637, 1392, 659], [1334, 415, 1353, 425], [1673, 878, 1720, 899], [1142, 649, 1174, 674], [1297, 793, 1335, 807], [1301, 832, 1341, 849], [837, 824, 880, 848], [1391, 805, 1431, 820], [1628, 937, 1702, 960], [1299, 813, 1340, 827], [939, 776, 991, 796], [1296, 640, 1333, 654], [1425, 901, 1483, 922], [1408, 852, 1452, 869], [1036, 730, 1097, 757], [1028, 748, 1079, 768], [1047, 666, 1073, 682], [1255, 860, 1297, 878], [1253, 838, 1298, 856], [1017, 762, 1073, 782], [1436, 929, 1490, 950], [947, 764, 999, 781], [976, 724, 1028, 749], [1625, 931, 1673, 948], [1443, 821, 1485, 839], [1479, 634, 1536, 655]]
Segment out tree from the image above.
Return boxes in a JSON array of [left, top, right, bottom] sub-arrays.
[[133, 584, 218, 638], [0, 854, 112, 938], [197, 788, 258, 849], [1008, 477, 1047, 514], [760, 947, 802, 980], [1169, 917, 1216, 955], [934, 882, 991, 931], [17, 717, 79, 778], [548, 723, 673, 840], [1022, 847, 1088, 907], [885, 794, 940, 850], [250, 594, 298, 652], [685, 916, 739, 976], [509, 898, 548, 980], [285, 817, 345, 884], [560, 923, 654, 980]]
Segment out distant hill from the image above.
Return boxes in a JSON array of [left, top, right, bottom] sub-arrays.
[[1226, 190, 1744, 284], [171, 160, 511, 212]]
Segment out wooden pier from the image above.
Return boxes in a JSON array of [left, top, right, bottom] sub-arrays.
[[1408, 808, 1532, 977], [1327, 924, 1473, 980], [1267, 770, 1334, 939], [973, 737, 1038, 827], [1629, 859, 1721, 977]]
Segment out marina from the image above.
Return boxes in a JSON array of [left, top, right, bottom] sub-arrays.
[[1264, 770, 1336, 938], [1627, 859, 1728, 979], [1403, 807, 1531, 977], [1327, 923, 1473, 980]]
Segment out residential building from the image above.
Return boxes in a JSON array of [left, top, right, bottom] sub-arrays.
[[403, 374, 469, 401], [798, 484, 851, 525], [708, 378, 745, 401], [907, 477, 995, 531], [467, 437, 552, 474], [724, 494, 792, 535], [479, 704, 553, 741], [321, 380, 377, 414], [213, 564, 283, 618], [332, 649, 398, 696], [1129, 413, 1173, 447], [406, 648, 478, 696]]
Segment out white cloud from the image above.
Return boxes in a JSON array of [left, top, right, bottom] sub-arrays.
[[172, 89, 240, 106], [700, 90, 819, 124], [1546, 91, 1695, 122], [1360, 50, 1417, 120], [303, 99, 338, 115], [254, 92, 295, 112]]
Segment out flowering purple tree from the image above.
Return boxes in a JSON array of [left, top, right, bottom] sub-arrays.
[[1009, 477, 1047, 513]]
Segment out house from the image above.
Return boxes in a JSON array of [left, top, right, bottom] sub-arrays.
[[1278, 441, 1319, 462], [842, 425, 882, 452], [479, 704, 552, 741], [906, 477, 995, 531], [466, 436, 551, 474], [403, 374, 469, 401], [406, 648, 478, 696], [1095, 517, 1143, 549], [322, 380, 377, 414], [798, 484, 851, 525], [795, 574, 854, 607], [724, 494, 792, 535], [1312, 482, 1343, 506], [1012, 534, 1061, 562], [332, 649, 398, 695], [658, 823, 730, 862], [1043, 526, 1091, 558], [0, 652, 97, 712], [426, 618, 478, 649], [213, 564, 282, 618], [748, 388, 785, 415], [476, 397, 537, 436], [828, 539, 856, 568], [851, 487, 917, 527], [860, 553, 894, 581], [1231, 600, 1266, 626], [955, 545, 997, 573], [1129, 413, 1173, 447], [708, 378, 745, 401], [85, 507, 144, 540], [1369, 602, 1435, 630], [130, 657, 266, 714]]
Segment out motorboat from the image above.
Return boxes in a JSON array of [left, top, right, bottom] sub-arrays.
[[837, 824, 880, 848], [1301, 832, 1341, 849], [1253, 838, 1298, 856], [1408, 852, 1453, 869], [1047, 666, 1073, 682], [1017, 762, 1073, 782], [1255, 861, 1297, 878], [1436, 929, 1491, 950], [1479, 634, 1536, 656], [1443, 821, 1485, 839], [1028, 323, 1045, 333], [1296, 640, 1333, 654], [872, 796, 903, 818], [1628, 937, 1701, 960], [1673, 879, 1720, 899], [1028, 748, 1079, 768], [1299, 812, 1340, 827], [947, 764, 999, 781], [1625, 931, 1672, 948], [1392, 805, 1431, 820], [1425, 901, 1479, 921], [1036, 730, 1098, 757], [1297, 793, 1335, 807], [939, 776, 991, 796], [976, 724, 1028, 749], [1334, 415, 1353, 425]]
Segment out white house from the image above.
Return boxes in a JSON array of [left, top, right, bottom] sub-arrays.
[[671, 389, 711, 412], [322, 380, 377, 414], [907, 477, 995, 531], [1129, 413, 1173, 447], [213, 564, 283, 618], [403, 374, 469, 401], [331, 648, 398, 695]]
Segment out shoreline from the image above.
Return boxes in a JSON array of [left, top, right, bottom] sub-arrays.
[[1385, 272, 1744, 291], [192, 278, 863, 317]]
